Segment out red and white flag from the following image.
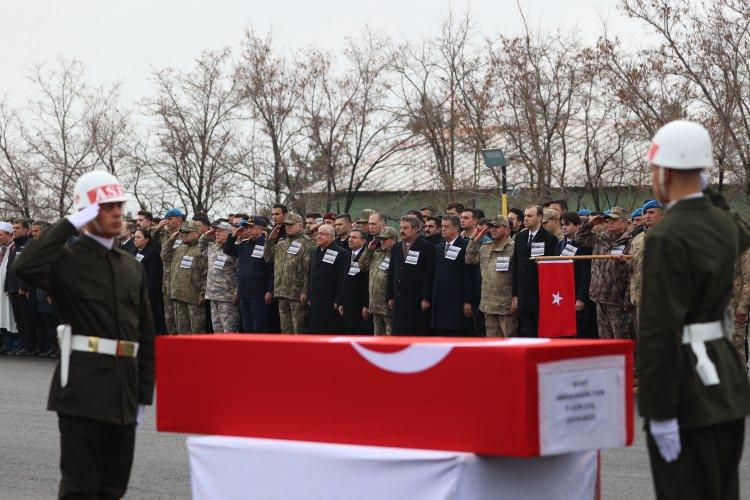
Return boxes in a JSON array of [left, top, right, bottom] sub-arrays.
[[537, 261, 576, 337]]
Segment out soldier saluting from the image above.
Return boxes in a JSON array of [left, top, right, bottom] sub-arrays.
[[639, 121, 750, 500], [13, 171, 155, 499]]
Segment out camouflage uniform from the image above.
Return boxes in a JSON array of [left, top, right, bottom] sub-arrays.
[[730, 249, 750, 360], [575, 209, 634, 340], [162, 221, 207, 334], [628, 230, 647, 335], [199, 233, 239, 333], [359, 230, 396, 336], [263, 214, 313, 334], [152, 227, 182, 334], [465, 219, 516, 338]]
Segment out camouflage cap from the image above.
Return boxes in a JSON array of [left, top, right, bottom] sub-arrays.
[[179, 220, 201, 233], [378, 226, 398, 239], [283, 212, 304, 225], [358, 208, 376, 223], [605, 207, 629, 220], [486, 215, 510, 227], [542, 207, 561, 222], [211, 221, 233, 231]]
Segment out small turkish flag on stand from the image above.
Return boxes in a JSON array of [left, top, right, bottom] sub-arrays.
[[537, 261, 576, 337]]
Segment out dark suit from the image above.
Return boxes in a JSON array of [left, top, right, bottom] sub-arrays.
[[137, 243, 166, 335], [387, 237, 435, 336], [307, 242, 349, 334], [431, 238, 474, 335], [555, 236, 597, 339], [341, 247, 373, 334], [511, 227, 558, 337], [120, 237, 137, 256]]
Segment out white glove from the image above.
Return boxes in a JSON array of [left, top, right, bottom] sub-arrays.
[[136, 404, 146, 426], [649, 418, 681, 462], [67, 203, 100, 231]]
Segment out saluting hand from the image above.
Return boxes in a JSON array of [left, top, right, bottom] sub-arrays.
[[232, 227, 244, 238], [269, 224, 282, 240], [472, 226, 488, 244]]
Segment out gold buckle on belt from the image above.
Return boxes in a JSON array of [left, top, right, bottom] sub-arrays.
[[116, 341, 137, 357], [87, 337, 100, 352]]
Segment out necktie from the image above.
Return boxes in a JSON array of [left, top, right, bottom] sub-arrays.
[[528, 232, 533, 246]]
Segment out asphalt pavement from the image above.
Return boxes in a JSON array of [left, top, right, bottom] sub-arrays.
[[1, 355, 749, 499]]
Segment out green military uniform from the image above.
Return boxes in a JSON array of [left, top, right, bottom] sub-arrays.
[[13, 219, 155, 498], [162, 221, 207, 334], [729, 249, 750, 360], [575, 208, 634, 340], [359, 227, 398, 335], [199, 231, 238, 333], [263, 214, 313, 333], [152, 227, 181, 334], [465, 222, 516, 338], [639, 195, 750, 499]]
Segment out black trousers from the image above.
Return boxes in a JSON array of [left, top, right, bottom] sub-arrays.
[[58, 413, 136, 500], [471, 304, 486, 337], [517, 310, 538, 338], [647, 418, 744, 500]]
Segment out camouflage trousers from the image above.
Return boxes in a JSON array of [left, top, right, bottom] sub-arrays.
[[164, 289, 177, 334], [373, 313, 392, 336], [173, 300, 207, 334], [596, 303, 633, 340], [484, 314, 517, 338], [278, 297, 306, 334], [732, 322, 747, 362], [210, 300, 239, 333]]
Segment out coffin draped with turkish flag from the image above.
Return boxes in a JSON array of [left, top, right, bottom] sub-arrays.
[[537, 260, 577, 337], [156, 334, 633, 457]]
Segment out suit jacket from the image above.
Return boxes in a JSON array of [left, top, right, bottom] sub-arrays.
[[137, 243, 163, 302], [431, 238, 474, 331], [556, 236, 595, 320], [307, 242, 349, 334], [120, 237, 137, 256], [386, 237, 435, 335], [341, 247, 373, 334], [511, 227, 558, 313], [4, 236, 29, 293]]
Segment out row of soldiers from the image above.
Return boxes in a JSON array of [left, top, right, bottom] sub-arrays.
[[128, 198, 749, 358]]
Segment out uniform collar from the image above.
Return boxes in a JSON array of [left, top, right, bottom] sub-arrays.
[[667, 192, 703, 210]]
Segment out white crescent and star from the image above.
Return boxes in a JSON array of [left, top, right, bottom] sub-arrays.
[[552, 291, 563, 306]]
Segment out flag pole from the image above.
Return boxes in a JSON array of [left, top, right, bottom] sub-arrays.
[[531, 255, 631, 261]]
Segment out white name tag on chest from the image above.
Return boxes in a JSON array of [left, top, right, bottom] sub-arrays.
[[561, 244, 578, 257], [348, 261, 360, 276], [610, 245, 625, 256], [213, 255, 227, 269], [135, 253, 144, 262], [531, 242, 545, 257], [495, 256, 510, 272], [322, 249, 338, 264], [445, 245, 461, 261], [251, 245, 264, 259], [287, 242, 301, 255], [173, 239, 182, 249], [378, 257, 390, 271], [180, 255, 194, 269], [405, 250, 420, 265]]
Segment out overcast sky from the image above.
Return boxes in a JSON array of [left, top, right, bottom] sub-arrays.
[[0, 0, 647, 107]]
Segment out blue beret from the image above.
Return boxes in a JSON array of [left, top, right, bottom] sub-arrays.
[[578, 208, 591, 216], [164, 208, 185, 218], [631, 208, 643, 218], [642, 200, 663, 211]]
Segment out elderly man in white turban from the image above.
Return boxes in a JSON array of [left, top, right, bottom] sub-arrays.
[[0, 221, 19, 353]]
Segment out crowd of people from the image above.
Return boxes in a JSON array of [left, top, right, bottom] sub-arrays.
[[0, 197, 748, 363]]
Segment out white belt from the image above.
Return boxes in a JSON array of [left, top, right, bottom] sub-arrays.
[[56, 325, 140, 388], [682, 321, 724, 386]]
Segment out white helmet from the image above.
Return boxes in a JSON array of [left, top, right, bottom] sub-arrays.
[[73, 170, 128, 211], [646, 120, 713, 170]]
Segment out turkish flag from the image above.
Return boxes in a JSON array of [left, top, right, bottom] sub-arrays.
[[537, 261, 576, 337]]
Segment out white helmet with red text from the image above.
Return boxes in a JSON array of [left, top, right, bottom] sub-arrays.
[[73, 170, 128, 211]]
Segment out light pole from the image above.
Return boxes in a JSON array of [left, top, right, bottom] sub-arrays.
[[481, 148, 508, 216]]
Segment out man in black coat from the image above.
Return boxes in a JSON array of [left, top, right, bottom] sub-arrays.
[[339, 228, 373, 334], [511, 205, 559, 337], [387, 216, 435, 336], [431, 215, 474, 336], [305, 224, 349, 334], [556, 211, 597, 339]]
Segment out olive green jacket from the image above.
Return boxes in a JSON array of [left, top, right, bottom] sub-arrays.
[[466, 237, 514, 315], [638, 195, 750, 429], [263, 233, 313, 301]]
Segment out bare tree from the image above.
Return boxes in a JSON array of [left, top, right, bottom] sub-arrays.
[[144, 48, 242, 214], [0, 99, 40, 219]]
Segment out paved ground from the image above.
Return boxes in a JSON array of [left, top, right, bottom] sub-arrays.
[[1, 356, 749, 499]]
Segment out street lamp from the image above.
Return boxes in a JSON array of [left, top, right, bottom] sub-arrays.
[[481, 148, 508, 216]]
